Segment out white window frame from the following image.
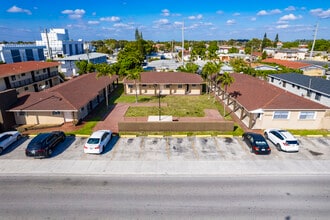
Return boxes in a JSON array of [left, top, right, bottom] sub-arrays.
[[273, 111, 289, 119], [299, 111, 316, 120]]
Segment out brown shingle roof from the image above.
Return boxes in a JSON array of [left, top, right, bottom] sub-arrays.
[[10, 73, 118, 111], [228, 73, 328, 111], [0, 61, 60, 77], [262, 58, 310, 69], [123, 72, 203, 84]]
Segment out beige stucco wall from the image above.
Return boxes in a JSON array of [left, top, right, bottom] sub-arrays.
[[254, 110, 328, 130], [15, 111, 65, 125], [303, 69, 324, 77], [125, 84, 202, 95]]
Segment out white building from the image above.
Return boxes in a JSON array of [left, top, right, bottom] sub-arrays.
[[36, 28, 84, 59], [0, 44, 46, 63], [56, 52, 108, 77]]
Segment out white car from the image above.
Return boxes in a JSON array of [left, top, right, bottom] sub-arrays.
[[84, 130, 112, 154], [0, 131, 21, 154], [264, 129, 299, 152]]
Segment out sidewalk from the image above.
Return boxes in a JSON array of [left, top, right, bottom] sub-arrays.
[[1, 159, 330, 176]]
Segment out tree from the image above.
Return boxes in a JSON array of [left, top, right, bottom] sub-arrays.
[[207, 41, 219, 60], [273, 34, 279, 48], [177, 62, 199, 73], [228, 47, 239, 53], [261, 33, 272, 50], [201, 61, 222, 97], [217, 72, 235, 116], [125, 66, 143, 103]]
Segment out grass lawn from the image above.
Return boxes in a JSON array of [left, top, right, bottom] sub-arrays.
[[125, 95, 224, 117]]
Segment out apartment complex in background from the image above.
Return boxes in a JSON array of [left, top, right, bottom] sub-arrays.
[[36, 28, 84, 59], [0, 61, 61, 94], [0, 44, 46, 64]]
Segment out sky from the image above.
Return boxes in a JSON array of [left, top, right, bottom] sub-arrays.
[[1, 0, 330, 43]]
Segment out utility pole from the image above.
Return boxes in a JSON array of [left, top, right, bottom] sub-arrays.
[[44, 28, 52, 60], [182, 21, 184, 66], [309, 22, 319, 60]]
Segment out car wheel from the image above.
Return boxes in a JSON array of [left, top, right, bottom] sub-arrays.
[[47, 149, 53, 157], [0, 147, 3, 154], [276, 144, 282, 151]]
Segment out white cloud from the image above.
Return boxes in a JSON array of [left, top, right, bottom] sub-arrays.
[[226, 19, 236, 25], [188, 14, 203, 20], [310, 8, 330, 19], [251, 17, 256, 21], [7, 5, 31, 15], [88, 20, 100, 25], [161, 9, 170, 16], [285, 6, 296, 11], [257, 9, 281, 16], [276, 24, 289, 29], [154, 18, 170, 25], [279, 13, 302, 21], [100, 16, 121, 22], [216, 10, 224, 15], [233, 12, 240, 16], [113, 23, 130, 28], [61, 9, 85, 19]]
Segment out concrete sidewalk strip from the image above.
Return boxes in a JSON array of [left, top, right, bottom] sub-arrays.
[[1, 159, 330, 176]]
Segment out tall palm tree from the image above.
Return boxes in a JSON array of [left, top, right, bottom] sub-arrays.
[[126, 67, 143, 103], [201, 61, 221, 98], [217, 72, 235, 116]]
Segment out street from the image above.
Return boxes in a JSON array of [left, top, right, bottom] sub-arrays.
[[0, 175, 329, 219]]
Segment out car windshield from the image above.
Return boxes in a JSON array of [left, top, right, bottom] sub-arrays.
[[287, 140, 299, 145], [255, 141, 268, 146], [87, 138, 100, 144], [0, 135, 9, 142]]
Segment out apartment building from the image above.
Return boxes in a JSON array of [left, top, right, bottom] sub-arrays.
[[36, 28, 84, 59], [0, 44, 46, 64], [0, 61, 61, 94]]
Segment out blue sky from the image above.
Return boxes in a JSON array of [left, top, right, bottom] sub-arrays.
[[1, 0, 329, 42]]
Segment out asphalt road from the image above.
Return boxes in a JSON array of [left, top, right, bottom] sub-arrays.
[[0, 175, 329, 219]]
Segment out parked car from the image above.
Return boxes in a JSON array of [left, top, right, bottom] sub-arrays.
[[264, 129, 299, 152], [242, 132, 271, 154], [0, 131, 21, 154], [84, 130, 112, 154], [25, 131, 66, 158]]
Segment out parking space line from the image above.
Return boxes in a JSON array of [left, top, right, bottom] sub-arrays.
[[138, 137, 145, 159], [191, 137, 199, 160], [165, 137, 170, 159]]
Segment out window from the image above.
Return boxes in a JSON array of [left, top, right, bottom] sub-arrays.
[[52, 111, 61, 115], [299, 111, 315, 120], [178, 84, 182, 88], [18, 112, 26, 116], [11, 75, 16, 81], [21, 73, 25, 77], [282, 81, 286, 88], [142, 84, 147, 87], [192, 84, 196, 87], [315, 93, 321, 101], [273, 111, 289, 119], [24, 87, 29, 91], [128, 84, 133, 88], [165, 84, 170, 88], [307, 90, 311, 97]]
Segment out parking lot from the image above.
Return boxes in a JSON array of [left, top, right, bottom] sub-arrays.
[[1, 135, 330, 161]]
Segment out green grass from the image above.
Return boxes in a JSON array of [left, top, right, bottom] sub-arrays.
[[125, 95, 227, 117]]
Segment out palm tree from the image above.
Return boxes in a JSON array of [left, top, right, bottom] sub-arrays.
[[126, 67, 143, 103], [201, 61, 221, 98], [217, 72, 235, 116]]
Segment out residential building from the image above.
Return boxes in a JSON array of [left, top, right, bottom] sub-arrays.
[[0, 44, 46, 63], [123, 72, 203, 95], [0, 89, 17, 132], [0, 61, 61, 94], [262, 58, 326, 76], [9, 73, 119, 126], [56, 52, 108, 77], [268, 73, 330, 107], [36, 28, 84, 59], [273, 49, 306, 60], [217, 73, 330, 130]]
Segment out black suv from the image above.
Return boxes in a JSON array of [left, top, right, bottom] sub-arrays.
[[26, 131, 66, 158]]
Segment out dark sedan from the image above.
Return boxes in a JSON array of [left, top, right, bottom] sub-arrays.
[[26, 131, 66, 158], [242, 132, 271, 154]]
